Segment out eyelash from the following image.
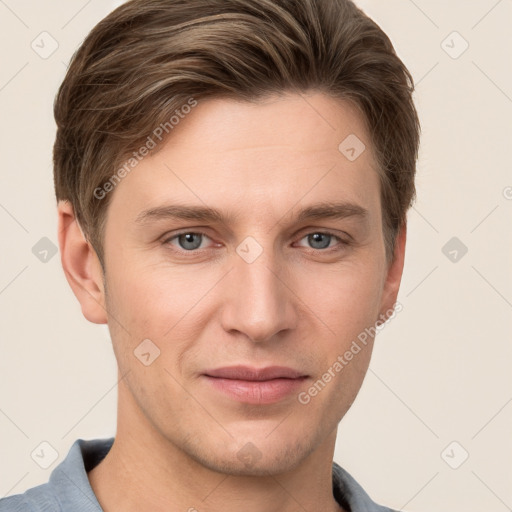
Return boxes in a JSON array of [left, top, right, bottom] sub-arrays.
[[162, 230, 350, 255]]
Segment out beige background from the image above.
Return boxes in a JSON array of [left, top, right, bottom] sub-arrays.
[[0, 1, 511, 510]]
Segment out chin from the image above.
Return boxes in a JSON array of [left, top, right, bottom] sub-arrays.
[[181, 430, 319, 477]]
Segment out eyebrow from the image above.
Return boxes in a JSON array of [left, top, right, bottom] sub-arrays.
[[134, 201, 369, 226]]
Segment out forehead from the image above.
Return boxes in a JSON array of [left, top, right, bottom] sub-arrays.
[[158, 92, 373, 167], [107, 92, 380, 226]]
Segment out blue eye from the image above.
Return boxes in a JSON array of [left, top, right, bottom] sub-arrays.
[[294, 231, 348, 252], [165, 232, 210, 251], [163, 230, 347, 255], [302, 232, 338, 250]]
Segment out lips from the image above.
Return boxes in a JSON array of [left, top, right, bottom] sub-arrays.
[[202, 365, 309, 404], [204, 365, 307, 381]]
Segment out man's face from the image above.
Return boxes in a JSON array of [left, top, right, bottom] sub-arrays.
[[100, 92, 399, 475]]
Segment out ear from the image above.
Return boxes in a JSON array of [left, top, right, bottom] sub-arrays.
[[378, 222, 407, 323], [57, 200, 108, 324]]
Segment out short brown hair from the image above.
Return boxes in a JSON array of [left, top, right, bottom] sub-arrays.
[[53, 0, 420, 267]]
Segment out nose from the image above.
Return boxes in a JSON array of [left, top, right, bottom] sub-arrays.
[[220, 243, 298, 343]]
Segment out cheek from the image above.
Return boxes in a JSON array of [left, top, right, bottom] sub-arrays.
[[296, 268, 380, 418], [299, 259, 384, 340], [106, 258, 201, 333], [104, 260, 223, 375], [339, 270, 383, 328]]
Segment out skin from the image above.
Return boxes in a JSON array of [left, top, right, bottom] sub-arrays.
[[58, 91, 406, 512]]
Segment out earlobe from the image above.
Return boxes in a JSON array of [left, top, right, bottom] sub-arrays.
[[57, 200, 108, 325], [379, 222, 407, 322]]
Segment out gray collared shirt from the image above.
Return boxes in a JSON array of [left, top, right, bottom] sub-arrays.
[[0, 438, 399, 511]]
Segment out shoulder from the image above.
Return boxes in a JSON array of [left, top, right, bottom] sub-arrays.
[[332, 461, 402, 512], [0, 438, 114, 512], [0, 495, 26, 511], [0, 482, 59, 511]]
